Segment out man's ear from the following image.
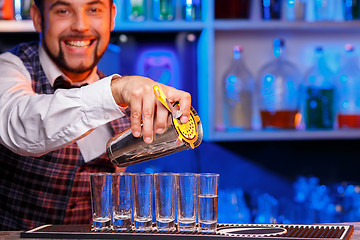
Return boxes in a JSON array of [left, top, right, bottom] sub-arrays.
[[110, 3, 116, 31], [30, 4, 42, 33]]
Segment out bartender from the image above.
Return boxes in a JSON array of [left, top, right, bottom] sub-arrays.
[[0, 0, 191, 230]]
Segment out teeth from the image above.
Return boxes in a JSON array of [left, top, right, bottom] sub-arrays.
[[65, 40, 91, 48]]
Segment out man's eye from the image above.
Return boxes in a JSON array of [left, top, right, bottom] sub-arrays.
[[56, 9, 69, 14], [89, 8, 102, 14]]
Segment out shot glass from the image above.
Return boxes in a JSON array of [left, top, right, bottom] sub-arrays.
[[112, 172, 133, 231], [132, 172, 153, 231], [175, 173, 198, 232], [90, 173, 112, 231], [198, 173, 219, 233], [154, 172, 176, 231]]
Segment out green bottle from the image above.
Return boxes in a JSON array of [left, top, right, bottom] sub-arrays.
[[153, 0, 175, 21], [303, 47, 335, 129], [126, 0, 146, 21]]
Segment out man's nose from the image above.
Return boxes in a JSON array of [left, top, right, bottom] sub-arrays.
[[71, 13, 90, 31]]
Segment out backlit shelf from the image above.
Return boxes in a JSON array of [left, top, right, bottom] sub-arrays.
[[114, 20, 204, 32], [212, 129, 360, 141], [0, 20, 35, 32], [214, 20, 360, 32], [0, 20, 204, 33]]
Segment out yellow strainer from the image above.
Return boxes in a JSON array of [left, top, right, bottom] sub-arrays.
[[154, 86, 202, 149]]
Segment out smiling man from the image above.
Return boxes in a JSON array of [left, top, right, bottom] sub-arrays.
[[39, 0, 113, 80], [0, 0, 191, 230]]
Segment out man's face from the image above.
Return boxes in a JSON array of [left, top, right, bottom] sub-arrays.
[[36, 0, 115, 76]]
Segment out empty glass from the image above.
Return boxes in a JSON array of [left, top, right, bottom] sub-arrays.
[[175, 173, 198, 232], [154, 172, 176, 231], [132, 172, 153, 231], [90, 173, 112, 231], [112, 173, 133, 230]]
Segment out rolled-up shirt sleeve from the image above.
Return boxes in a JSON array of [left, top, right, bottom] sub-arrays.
[[0, 52, 124, 156]]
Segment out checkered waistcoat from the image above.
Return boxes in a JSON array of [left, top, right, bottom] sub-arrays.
[[0, 42, 130, 230]]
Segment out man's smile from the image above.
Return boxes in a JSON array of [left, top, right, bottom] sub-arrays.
[[64, 40, 93, 48]]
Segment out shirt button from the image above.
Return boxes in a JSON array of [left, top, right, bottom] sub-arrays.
[[104, 113, 110, 120]]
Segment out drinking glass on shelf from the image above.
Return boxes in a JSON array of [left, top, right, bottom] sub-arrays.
[[112, 172, 133, 231], [175, 173, 198, 232], [154, 172, 176, 231], [198, 173, 219, 233], [132, 172, 154, 231], [90, 173, 112, 231]]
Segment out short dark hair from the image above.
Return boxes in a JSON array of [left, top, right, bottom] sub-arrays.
[[34, 0, 114, 16], [34, 0, 114, 8]]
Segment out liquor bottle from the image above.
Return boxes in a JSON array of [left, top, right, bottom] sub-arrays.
[[153, 0, 176, 21], [303, 47, 335, 129], [314, 0, 335, 21], [343, 0, 360, 20], [337, 44, 360, 128], [0, 0, 14, 20], [183, 0, 202, 21], [126, 0, 146, 21], [257, 39, 301, 129], [223, 46, 253, 131], [14, 0, 33, 20], [282, 0, 306, 21], [261, 0, 282, 20], [215, 0, 251, 19]]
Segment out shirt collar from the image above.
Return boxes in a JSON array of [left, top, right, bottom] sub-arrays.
[[38, 43, 99, 87]]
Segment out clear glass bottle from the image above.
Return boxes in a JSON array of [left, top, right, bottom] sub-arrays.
[[314, 0, 335, 21], [14, 0, 33, 20], [282, 0, 306, 21], [223, 46, 253, 131], [126, 0, 146, 21], [261, 0, 282, 20], [257, 38, 301, 129], [337, 44, 360, 128], [153, 0, 176, 21], [343, 0, 360, 20], [183, 0, 202, 21], [303, 47, 336, 129]]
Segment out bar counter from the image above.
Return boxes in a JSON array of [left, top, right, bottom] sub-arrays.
[[0, 222, 359, 239]]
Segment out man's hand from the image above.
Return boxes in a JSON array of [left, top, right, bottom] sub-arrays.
[[111, 75, 191, 144]]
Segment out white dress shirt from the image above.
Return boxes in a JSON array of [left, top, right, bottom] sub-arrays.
[[0, 43, 125, 162]]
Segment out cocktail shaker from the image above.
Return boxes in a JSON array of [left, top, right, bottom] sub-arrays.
[[106, 86, 202, 167]]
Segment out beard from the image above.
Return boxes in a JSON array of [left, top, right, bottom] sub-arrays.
[[42, 34, 105, 74]]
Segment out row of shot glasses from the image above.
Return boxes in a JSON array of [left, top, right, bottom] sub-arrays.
[[90, 172, 219, 233]]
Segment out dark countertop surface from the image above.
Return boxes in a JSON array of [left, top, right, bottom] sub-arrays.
[[1, 222, 359, 240]]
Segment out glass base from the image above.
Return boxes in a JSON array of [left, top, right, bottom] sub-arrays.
[[93, 218, 111, 231], [177, 219, 197, 232], [199, 221, 217, 233], [134, 219, 152, 231], [113, 216, 132, 231], [156, 219, 176, 231]]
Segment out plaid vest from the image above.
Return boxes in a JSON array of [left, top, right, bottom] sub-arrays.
[[0, 42, 130, 230]]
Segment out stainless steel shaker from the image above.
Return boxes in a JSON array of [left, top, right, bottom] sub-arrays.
[[106, 86, 202, 167]]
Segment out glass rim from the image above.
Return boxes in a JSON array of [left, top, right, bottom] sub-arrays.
[[198, 173, 219, 177], [89, 172, 110, 176], [111, 172, 133, 176], [175, 172, 199, 177], [132, 172, 154, 176], [154, 172, 175, 176]]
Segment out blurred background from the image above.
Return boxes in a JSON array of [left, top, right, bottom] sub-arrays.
[[2, 0, 360, 224]]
